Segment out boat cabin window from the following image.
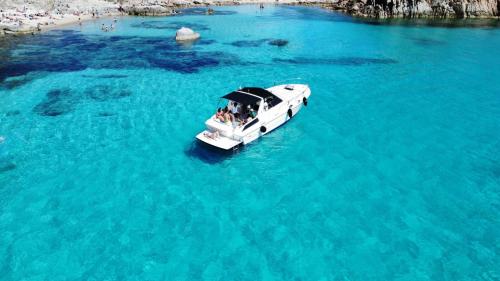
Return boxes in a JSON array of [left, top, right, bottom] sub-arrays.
[[243, 118, 259, 131]]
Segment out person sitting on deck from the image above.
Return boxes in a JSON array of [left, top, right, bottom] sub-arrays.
[[203, 130, 219, 140], [234, 113, 246, 127], [214, 107, 224, 122], [232, 102, 240, 115], [227, 101, 239, 115], [248, 105, 257, 119], [223, 107, 232, 125], [263, 98, 270, 111]]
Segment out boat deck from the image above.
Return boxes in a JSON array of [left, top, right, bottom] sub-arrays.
[[196, 130, 241, 150]]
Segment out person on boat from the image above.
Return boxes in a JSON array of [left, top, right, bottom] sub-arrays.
[[223, 107, 232, 125], [232, 102, 241, 115], [248, 105, 257, 118], [228, 101, 238, 115], [246, 115, 253, 124], [203, 130, 219, 139], [214, 108, 224, 122], [263, 98, 270, 111], [234, 113, 245, 126]]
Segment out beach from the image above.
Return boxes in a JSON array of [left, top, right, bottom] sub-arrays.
[[2, 0, 499, 36], [0, 0, 328, 36]]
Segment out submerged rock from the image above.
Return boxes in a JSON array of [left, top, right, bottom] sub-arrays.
[[175, 27, 200, 41], [0, 162, 16, 173], [269, 39, 289, 47]]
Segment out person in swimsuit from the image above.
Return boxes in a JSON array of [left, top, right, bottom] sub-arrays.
[[215, 107, 224, 122], [203, 130, 219, 139], [223, 107, 232, 125], [248, 106, 257, 118]]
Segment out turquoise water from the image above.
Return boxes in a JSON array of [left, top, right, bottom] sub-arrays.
[[1, 5, 500, 280]]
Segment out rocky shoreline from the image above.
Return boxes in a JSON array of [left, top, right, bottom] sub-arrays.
[[316, 0, 499, 19], [0, 0, 499, 36]]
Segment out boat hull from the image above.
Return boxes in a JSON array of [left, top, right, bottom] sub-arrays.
[[196, 131, 242, 151], [196, 84, 311, 151]]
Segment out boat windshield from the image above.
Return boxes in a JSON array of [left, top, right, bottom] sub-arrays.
[[211, 97, 259, 128], [238, 87, 282, 109]]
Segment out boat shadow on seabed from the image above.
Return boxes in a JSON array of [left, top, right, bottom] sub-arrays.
[[184, 140, 242, 164]]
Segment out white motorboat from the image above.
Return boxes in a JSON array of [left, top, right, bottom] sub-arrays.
[[196, 84, 311, 151]]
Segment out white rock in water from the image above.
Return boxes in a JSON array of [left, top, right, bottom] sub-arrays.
[[175, 27, 200, 41]]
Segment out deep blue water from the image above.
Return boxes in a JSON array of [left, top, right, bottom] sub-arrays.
[[0, 5, 500, 280]]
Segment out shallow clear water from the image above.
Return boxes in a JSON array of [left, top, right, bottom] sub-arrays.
[[1, 5, 500, 280]]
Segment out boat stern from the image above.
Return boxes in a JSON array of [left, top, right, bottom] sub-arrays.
[[196, 130, 242, 151]]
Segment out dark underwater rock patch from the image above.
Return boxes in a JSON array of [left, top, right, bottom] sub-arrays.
[[273, 57, 398, 66], [229, 38, 288, 48], [0, 162, 16, 173], [5, 110, 20, 116], [33, 85, 133, 117], [33, 88, 76, 117], [85, 85, 132, 102], [79, 42, 107, 52], [98, 112, 115, 117], [409, 37, 446, 46], [268, 39, 289, 47], [148, 50, 240, 73], [18, 50, 49, 56], [229, 39, 270, 47], [1, 29, 241, 82], [190, 39, 216, 46], [82, 74, 128, 79], [0, 75, 35, 90], [0, 57, 86, 83], [131, 21, 210, 31], [59, 34, 88, 46], [175, 39, 216, 49]]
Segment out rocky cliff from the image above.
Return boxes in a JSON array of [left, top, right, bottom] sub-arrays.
[[320, 0, 499, 18]]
